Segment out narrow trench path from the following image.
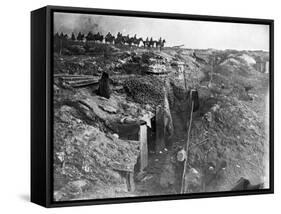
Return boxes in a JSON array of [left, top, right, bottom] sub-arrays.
[[132, 109, 188, 196]]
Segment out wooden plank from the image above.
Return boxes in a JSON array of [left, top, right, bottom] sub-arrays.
[[125, 172, 135, 192], [71, 82, 99, 88], [139, 124, 148, 171], [67, 79, 98, 83], [155, 106, 165, 153], [54, 74, 94, 78], [110, 162, 135, 172], [128, 172, 135, 192], [62, 77, 97, 82]]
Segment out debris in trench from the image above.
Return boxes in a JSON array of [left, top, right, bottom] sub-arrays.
[[177, 149, 187, 162], [231, 177, 264, 191], [98, 104, 117, 114]]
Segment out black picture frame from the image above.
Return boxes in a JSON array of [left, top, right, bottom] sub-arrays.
[[31, 5, 274, 208]]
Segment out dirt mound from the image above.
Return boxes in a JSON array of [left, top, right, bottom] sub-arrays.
[[124, 76, 165, 106], [53, 42, 269, 198], [53, 101, 140, 201], [182, 94, 267, 192], [238, 54, 256, 65]]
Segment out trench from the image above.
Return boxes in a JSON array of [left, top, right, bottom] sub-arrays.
[[129, 80, 227, 196], [130, 86, 200, 196]]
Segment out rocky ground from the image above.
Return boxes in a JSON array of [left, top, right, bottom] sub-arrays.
[[53, 42, 269, 201]]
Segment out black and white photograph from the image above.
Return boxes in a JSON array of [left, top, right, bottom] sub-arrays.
[[52, 11, 271, 202]]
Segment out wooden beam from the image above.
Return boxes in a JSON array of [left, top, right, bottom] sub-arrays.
[[155, 106, 165, 153], [139, 123, 148, 172], [128, 172, 135, 192]]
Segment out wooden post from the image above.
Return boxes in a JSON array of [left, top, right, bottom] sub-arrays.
[[59, 39, 62, 56], [155, 106, 165, 153], [139, 122, 148, 171], [265, 61, 269, 73], [128, 172, 135, 191], [125, 172, 135, 192], [180, 91, 195, 194]]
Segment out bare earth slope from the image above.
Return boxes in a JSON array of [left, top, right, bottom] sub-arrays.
[[53, 43, 269, 200]]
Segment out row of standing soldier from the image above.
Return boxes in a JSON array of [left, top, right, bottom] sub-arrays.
[[54, 32, 166, 49]]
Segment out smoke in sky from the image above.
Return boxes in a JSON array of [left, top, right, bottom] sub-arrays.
[[54, 13, 143, 36], [54, 12, 269, 51]]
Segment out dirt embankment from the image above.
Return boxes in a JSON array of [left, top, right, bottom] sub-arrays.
[[53, 43, 269, 200]]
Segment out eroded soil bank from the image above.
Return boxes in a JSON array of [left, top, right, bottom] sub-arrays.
[[53, 44, 269, 201]]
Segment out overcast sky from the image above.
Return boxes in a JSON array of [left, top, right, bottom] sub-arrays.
[[54, 12, 269, 51]]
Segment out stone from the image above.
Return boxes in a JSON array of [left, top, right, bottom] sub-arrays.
[[112, 133, 119, 139], [184, 168, 202, 193], [54, 191, 64, 201], [99, 104, 117, 114], [177, 149, 186, 162], [64, 179, 90, 196]]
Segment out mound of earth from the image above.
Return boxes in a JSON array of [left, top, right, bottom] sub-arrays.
[[53, 42, 269, 199], [53, 103, 140, 201]]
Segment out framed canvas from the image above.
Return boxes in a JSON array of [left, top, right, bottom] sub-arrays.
[[31, 5, 274, 208]]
